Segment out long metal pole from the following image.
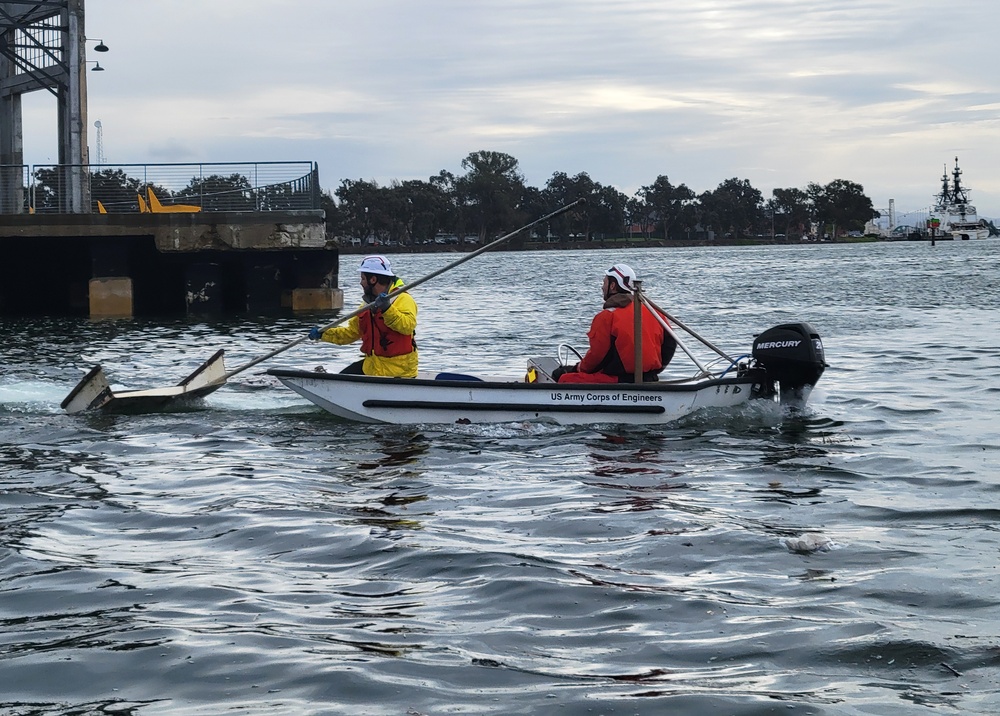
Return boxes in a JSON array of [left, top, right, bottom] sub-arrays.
[[632, 281, 643, 384], [639, 294, 714, 377], [640, 294, 735, 362], [217, 199, 586, 382]]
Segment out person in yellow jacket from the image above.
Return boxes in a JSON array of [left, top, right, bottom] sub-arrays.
[[308, 255, 418, 378]]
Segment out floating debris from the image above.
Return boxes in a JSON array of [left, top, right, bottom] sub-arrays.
[[782, 532, 839, 554]]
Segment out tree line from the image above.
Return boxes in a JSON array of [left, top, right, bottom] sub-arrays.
[[30, 151, 879, 243], [322, 150, 878, 246]]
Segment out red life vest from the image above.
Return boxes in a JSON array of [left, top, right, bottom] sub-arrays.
[[358, 307, 415, 358]]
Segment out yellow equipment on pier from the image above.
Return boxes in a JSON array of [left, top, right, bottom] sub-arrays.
[[136, 188, 201, 213]]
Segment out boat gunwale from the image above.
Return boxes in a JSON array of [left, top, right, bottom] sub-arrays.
[[266, 367, 763, 394]]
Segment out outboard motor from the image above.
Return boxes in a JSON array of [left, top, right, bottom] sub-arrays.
[[751, 323, 826, 400]]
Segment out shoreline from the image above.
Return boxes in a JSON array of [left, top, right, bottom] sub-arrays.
[[337, 236, 888, 254]]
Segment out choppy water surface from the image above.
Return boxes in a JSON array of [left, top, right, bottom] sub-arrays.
[[2, 241, 1000, 715]]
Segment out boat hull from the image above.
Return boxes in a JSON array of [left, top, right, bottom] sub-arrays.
[[943, 223, 990, 241], [266, 369, 770, 425]]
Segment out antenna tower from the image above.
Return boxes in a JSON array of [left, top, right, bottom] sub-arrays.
[[94, 120, 106, 165]]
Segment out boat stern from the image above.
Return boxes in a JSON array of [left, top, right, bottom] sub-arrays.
[[751, 323, 827, 400]]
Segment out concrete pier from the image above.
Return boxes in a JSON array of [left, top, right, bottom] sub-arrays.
[[0, 210, 343, 317], [2, 3, 342, 319]]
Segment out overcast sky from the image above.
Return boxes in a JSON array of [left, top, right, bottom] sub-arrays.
[[22, 0, 1000, 220]]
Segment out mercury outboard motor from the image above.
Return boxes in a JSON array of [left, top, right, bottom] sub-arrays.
[[751, 322, 826, 399]]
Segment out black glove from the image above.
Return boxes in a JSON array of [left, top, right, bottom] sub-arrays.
[[372, 292, 391, 312], [308, 327, 322, 341], [551, 363, 578, 381]]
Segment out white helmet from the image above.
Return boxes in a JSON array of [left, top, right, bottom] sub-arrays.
[[605, 263, 637, 292], [358, 254, 394, 277]]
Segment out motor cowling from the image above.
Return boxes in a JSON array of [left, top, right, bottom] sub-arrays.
[[751, 322, 826, 397]]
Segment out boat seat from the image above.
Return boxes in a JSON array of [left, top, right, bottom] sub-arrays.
[[433, 372, 484, 382]]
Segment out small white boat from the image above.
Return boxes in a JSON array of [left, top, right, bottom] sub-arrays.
[[267, 323, 827, 425]]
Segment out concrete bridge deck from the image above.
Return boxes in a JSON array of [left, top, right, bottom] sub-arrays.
[[0, 210, 343, 317]]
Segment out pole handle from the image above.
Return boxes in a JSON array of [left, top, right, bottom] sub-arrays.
[[633, 281, 643, 384]]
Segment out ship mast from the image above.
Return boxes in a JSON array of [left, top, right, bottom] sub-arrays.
[[935, 164, 950, 210], [951, 157, 969, 205]]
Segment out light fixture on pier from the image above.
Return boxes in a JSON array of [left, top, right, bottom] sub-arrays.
[[87, 61, 105, 72], [86, 38, 110, 52]]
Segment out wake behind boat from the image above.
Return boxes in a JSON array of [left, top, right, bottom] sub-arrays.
[[267, 322, 827, 425]]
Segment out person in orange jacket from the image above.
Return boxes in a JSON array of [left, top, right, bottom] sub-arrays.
[[308, 254, 418, 378], [555, 264, 676, 384]]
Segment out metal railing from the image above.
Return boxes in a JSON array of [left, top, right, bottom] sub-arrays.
[[0, 165, 31, 214], [4, 161, 321, 214]]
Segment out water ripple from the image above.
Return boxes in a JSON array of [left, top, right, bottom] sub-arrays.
[[4, 242, 1000, 713]]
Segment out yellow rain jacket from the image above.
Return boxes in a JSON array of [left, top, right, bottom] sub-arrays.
[[321, 278, 419, 378]]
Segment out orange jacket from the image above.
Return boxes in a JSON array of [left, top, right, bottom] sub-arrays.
[[577, 295, 675, 380]]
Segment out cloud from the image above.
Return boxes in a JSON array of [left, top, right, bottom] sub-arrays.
[[17, 0, 1000, 216]]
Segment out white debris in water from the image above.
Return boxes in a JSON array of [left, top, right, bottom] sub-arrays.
[[782, 532, 839, 554]]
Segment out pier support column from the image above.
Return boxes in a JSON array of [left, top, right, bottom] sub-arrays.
[[291, 287, 344, 311], [89, 277, 133, 318], [185, 262, 223, 315], [89, 240, 133, 318], [290, 253, 342, 312]]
